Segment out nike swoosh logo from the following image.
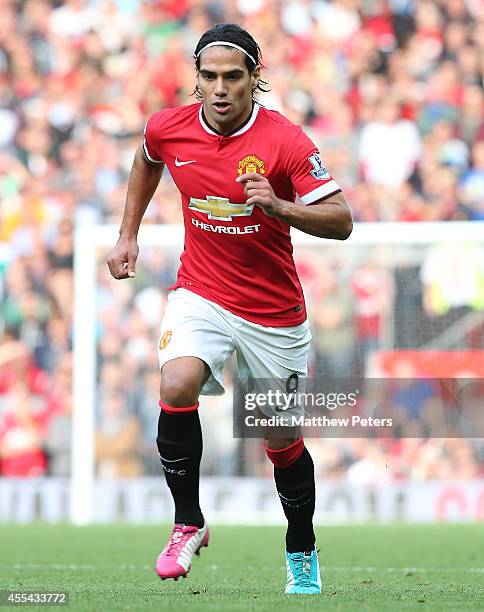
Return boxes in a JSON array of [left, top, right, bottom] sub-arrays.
[[175, 158, 196, 167], [278, 492, 309, 502], [159, 455, 190, 462]]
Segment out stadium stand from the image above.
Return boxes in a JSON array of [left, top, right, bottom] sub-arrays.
[[0, 0, 482, 478]]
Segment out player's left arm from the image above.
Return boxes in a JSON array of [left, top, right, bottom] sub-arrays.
[[236, 173, 353, 240]]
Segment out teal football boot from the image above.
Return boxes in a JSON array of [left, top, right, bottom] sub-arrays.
[[285, 548, 322, 594]]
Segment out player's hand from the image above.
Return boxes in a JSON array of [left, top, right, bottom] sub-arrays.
[[236, 172, 283, 217], [106, 236, 139, 279]]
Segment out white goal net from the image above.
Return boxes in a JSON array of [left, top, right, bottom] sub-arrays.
[[70, 222, 484, 524]]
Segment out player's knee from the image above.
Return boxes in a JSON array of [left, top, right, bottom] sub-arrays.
[[264, 436, 304, 468], [159, 371, 200, 407], [159, 358, 208, 407], [264, 436, 300, 451]]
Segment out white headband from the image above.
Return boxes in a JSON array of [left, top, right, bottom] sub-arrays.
[[195, 41, 257, 66]]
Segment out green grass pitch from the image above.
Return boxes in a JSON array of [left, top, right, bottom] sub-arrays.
[[0, 524, 483, 611]]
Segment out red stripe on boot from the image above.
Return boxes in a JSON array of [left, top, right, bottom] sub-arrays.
[[264, 436, 305, 469], [159, 400, 200, 414]]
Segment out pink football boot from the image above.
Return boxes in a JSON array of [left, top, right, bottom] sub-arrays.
[[155, 523, 209, 580]]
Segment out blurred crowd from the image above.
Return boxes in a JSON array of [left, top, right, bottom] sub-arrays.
[[1, 0, 483, 478]]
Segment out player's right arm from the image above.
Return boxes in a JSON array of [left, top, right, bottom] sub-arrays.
[[107, 144, 164, 279]]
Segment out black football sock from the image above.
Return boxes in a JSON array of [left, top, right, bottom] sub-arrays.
[[156, 407, 204, 528], [274, 447, 316, 553]]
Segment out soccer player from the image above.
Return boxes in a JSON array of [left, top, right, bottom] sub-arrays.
[[107, 23, 352, 595]]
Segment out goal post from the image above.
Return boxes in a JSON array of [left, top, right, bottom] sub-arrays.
[[72, 221, 484, 524]]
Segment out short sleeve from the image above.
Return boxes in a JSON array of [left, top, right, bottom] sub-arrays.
[[143, 112, 165, 164], [287, 127, 341, 205]]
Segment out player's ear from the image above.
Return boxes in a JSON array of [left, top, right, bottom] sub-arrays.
[[195, 71, 203, 97], [251, 66, 261, 88]]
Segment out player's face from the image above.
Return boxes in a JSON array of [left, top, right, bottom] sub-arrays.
[[197, 46, 260, 135]]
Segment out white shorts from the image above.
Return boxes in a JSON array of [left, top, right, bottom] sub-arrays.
[[157, 289, 312, 415]]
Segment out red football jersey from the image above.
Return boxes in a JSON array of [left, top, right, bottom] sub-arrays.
[[144, 102, 341, 326]]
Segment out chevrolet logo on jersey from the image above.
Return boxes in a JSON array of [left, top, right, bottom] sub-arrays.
[[189, 196, 254, 221]]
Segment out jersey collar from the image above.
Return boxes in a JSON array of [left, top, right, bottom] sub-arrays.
[[199, 102, 260, 137]]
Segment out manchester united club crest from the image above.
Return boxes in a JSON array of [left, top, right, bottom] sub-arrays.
[[159, 330, 172, 351], [237, 154, 266, 176]]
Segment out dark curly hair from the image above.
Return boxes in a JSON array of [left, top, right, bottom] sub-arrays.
[[193, 24, 270, 101]]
